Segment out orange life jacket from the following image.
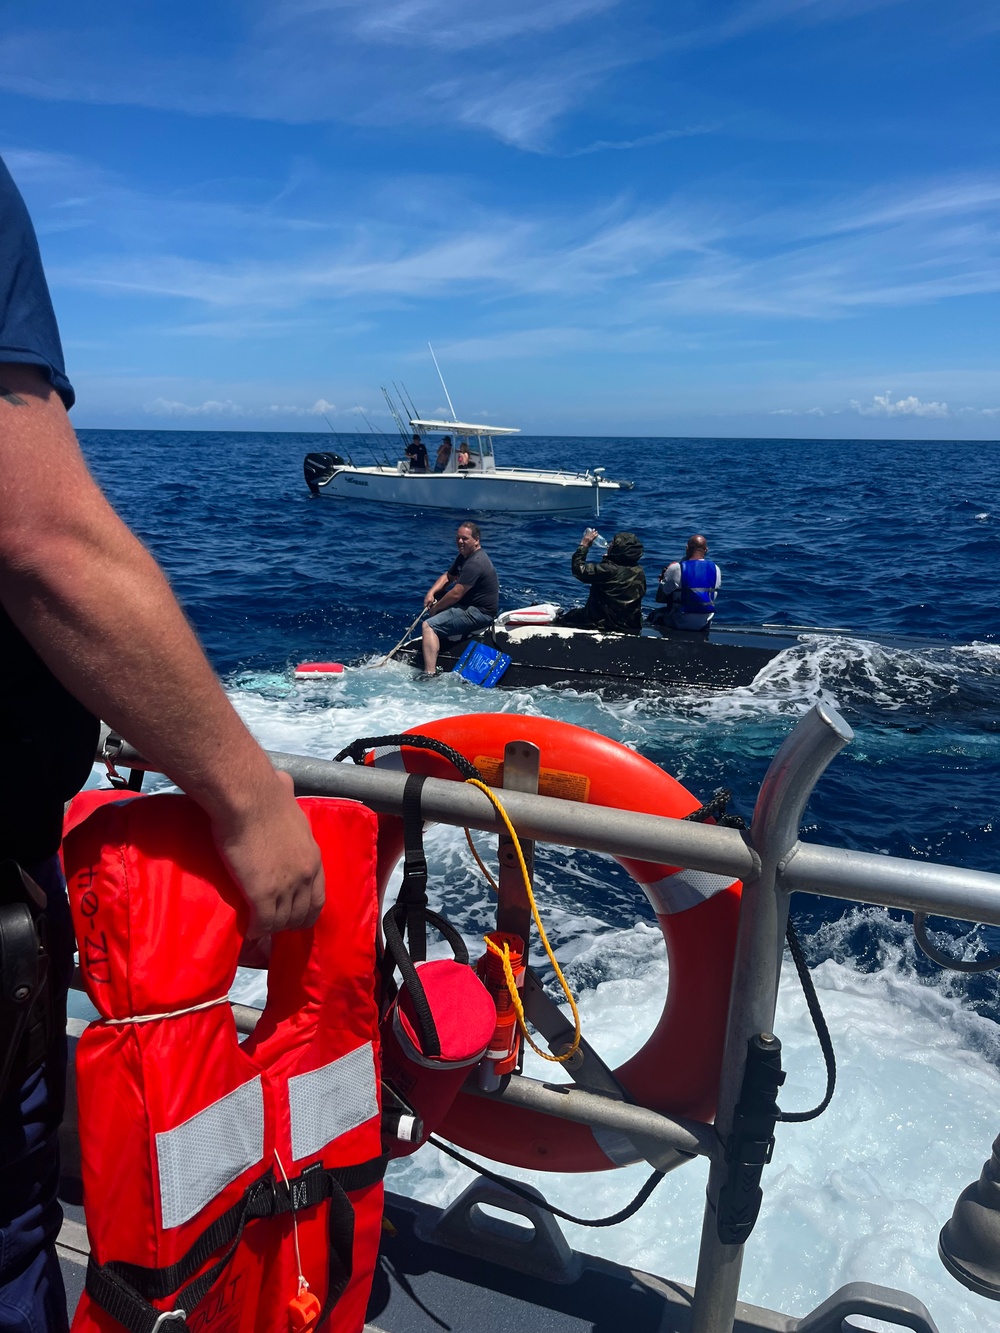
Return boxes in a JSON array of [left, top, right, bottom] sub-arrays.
[[64, 792, 385, 1333]]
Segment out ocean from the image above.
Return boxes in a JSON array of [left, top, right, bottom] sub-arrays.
[[79, 427, 1000, 1328]]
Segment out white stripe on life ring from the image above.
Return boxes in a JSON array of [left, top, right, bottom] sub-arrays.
[[644, 869, 737, 916]]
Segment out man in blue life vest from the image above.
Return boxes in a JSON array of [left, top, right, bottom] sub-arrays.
[[0, 153, 324, 1332], [652, 533, 722, 631]]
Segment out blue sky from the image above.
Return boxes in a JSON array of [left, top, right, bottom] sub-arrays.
[[3, 0, 999, 438]]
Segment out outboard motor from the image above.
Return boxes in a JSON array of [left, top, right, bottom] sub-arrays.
[[303, 451, 345, 494]]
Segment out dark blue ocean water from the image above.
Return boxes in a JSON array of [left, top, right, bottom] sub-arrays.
[[79, 429, 1000, 1010]]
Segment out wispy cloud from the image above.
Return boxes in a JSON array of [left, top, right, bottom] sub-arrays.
[[37, 163, 1000, 335], [565, 124, 720, 157], [325, 0, 621, 52], [0, 7, 633, 150], [145, 396, 337, 418]]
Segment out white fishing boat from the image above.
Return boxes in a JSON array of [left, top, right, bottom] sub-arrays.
[[304, 417, 632, 515], [303, 348, 633, 514]]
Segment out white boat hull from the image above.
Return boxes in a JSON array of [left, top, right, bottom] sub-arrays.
[[314, 465, 624, 515]]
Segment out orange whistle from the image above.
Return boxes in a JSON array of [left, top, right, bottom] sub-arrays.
[[288, 1286, 321, 1331]]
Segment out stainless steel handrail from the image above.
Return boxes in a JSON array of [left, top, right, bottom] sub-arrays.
[[94, 706, 1000, 1333], [99, 730, 1000, 926]]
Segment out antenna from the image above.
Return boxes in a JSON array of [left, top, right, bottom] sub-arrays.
[[427, 342, 458, 422]]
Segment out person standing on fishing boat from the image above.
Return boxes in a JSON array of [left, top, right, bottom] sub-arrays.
[[433, 435, 453, 472], [420, 522, 499, 674], [405, 432, 429, 471], [650, 533, 721, 631], [0, 153, 325, 1333], [558, 530, 646, 633]]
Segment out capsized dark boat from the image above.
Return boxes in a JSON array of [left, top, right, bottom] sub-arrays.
[[398, 616, 954, 693]]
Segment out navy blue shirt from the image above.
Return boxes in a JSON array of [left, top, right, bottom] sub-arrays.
[[0, 155, 74, 407], [0, 155, 95, 863]]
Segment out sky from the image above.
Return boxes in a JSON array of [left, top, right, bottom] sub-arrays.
[[3, 0, 999, 439]]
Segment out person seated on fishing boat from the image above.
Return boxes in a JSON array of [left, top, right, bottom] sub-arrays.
[[648, 533, 721, 632], [421, 521, 499, 673], [557, 530, 646, 634], [456, 441, 474, 469], [434, 435, 453, 471], [405, 432, 429, 471]]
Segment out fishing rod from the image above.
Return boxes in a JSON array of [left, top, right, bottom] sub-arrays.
[[381, 386, 411, 445], [346, 408, 387, 468], [394, 381, 424, 426], [358, 409, 394, 466], [321, 414, 355, 466]]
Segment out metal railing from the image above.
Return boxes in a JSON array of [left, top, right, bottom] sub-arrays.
[[95, 703, 1000, 1333]]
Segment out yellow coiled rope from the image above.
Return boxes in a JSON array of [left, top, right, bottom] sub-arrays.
[[463, 777, 581, 1064]]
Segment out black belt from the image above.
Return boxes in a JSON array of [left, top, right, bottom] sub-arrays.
[[86, 1153, 388, 1333]]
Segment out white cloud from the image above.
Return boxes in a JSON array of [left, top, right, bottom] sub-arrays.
[[849, 391, 949, 418], [145, 396, 337, 418], [337, 0, 620, 52]]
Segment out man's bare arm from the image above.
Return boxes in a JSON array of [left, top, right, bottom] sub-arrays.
[[0, 364, 323, 937], [428, 583, 467, 613], [423, 571, 452, 609]]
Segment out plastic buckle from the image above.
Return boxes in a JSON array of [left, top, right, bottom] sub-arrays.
[[150, 1311, 187, 1331]]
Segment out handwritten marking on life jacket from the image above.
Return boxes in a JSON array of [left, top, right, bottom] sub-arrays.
[[186, 1271, 244, 1333], [83, 930, 111, 984], [80, 889, 99, 918]]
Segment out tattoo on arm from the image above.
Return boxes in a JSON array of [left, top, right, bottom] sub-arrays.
[[0, 385, 27, 406]]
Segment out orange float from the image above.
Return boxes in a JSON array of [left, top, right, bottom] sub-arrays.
[[368, 713, 742, 1174]]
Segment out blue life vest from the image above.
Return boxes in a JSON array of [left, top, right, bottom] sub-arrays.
[[679, 559, 719, 614]]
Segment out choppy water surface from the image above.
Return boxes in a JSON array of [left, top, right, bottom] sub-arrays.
[[80, 428, 1000, 1327]]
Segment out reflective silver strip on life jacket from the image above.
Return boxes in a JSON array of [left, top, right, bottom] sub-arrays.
[[156, 1075, 265, 1229], [288, 1040, 379, 1162], [644, 869, 736, 915]]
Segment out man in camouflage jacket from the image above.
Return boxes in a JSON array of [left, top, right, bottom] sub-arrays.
[[560, 530, 646, 633]]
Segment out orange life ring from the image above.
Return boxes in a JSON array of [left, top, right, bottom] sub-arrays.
[[370, 713, 741, 1174]]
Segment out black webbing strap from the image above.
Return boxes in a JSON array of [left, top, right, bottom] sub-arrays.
[[401, 773, 429, 961], [379, 768, 477, 1061], [85, 1154, 387, 1333], [381, 904, 471, 1059]]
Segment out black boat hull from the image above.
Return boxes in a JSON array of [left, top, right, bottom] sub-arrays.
[[399, 621, 949, 694]]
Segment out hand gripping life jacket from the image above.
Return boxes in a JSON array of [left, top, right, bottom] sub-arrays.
[[679, 558, 719, 615], [63, 792, 386, 1333]]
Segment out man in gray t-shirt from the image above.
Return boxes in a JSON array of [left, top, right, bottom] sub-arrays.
[[421, 521, 499, 672]]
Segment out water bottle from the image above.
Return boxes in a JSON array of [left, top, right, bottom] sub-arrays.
[[585, 528, 609, 553]]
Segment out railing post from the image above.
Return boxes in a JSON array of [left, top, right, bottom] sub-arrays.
[[690, 702, 854, 1333]]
